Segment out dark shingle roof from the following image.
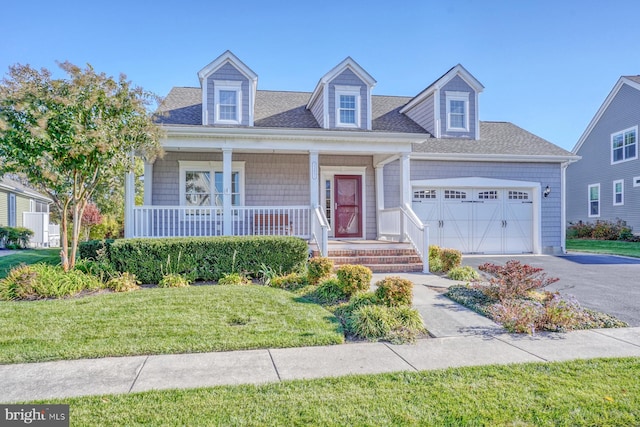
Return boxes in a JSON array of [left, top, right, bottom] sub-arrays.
[[412, 122, 573, 156], [156, 87, 573, 157], [625, 75, 640, 85], [0, 176, 51, 201]]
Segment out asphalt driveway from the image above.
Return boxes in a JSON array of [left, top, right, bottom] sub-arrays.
[[461, 253, 640, 327]]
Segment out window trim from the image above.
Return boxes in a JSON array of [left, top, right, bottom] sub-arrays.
[[178, 160, 246, 208], [445, 91, 470, 132], [8, 193, 16, 227], [213, 80, 243, 125], [633, 176, 640, 187], [613, 179, 624, 206], [334, 85, 361, 128], [610, 126, 638, 165], [588, 183, 600, 218]]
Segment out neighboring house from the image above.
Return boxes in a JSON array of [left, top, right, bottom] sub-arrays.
[[124, 50, 576, 268], [0, 175, 55, 247], [567, 75, 640, 231]]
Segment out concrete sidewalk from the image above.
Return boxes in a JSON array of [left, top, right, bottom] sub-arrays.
[[2, 276, 640, 403]]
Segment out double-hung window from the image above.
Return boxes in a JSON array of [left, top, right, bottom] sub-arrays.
[[588, 184, 600, 217], [445, 91, 469, 131], [613, 180, 624, 206], [335, 86, 361, 128], [179, 161, 245, 210], [611, 126, 637, 164], [214, 81, 242, 124]]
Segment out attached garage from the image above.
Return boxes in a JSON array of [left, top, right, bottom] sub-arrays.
[[411, 177, 541, 254]]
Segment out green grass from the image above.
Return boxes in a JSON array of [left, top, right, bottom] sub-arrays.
[[0, 248, 60, 278], [567, 239, 640, 258], [42, 357, 640, 426], [0, 285, 343, 364]]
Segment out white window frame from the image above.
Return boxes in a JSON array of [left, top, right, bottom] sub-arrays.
[[613, 179, 624, 206], [335, 85, 361, 128], [8, 193, 16, 227], [588, 183, 600, 218], [610, 126, 638, 165], [213, 80, 243, 125], [445, 91, 470, 132], [178, 161, 246, 208]]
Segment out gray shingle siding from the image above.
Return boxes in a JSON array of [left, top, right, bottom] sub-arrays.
[[567, 83, 640, 231], [439, 75, 476, 139], [405, 93, 435, 134], [328, 68, 368, 129], [383, 160, 562, 250], [206, 63, 250, 125], [309, 90, 325, 128]]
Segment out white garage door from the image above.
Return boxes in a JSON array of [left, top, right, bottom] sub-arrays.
[[412, 188, 533, 254]]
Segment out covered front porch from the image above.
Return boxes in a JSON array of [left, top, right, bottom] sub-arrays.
[[123, 128, 428, 267]]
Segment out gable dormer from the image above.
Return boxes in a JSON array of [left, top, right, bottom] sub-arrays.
[[400, 64, 484, 139], [198, 51, 258, 126], [307, 57, 376, 130]]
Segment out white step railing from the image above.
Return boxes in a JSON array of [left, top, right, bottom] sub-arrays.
[[132, 205, 310, 238], [401, 203, 430, 273], [378, 207, 401, 240], [311, 205, 330, 257]]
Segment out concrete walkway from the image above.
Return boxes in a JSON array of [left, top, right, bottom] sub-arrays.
[[2, 275, 640, 403]]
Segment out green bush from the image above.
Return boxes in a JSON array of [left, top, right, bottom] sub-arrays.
[[0, 226, 34, 249], [78, 239, 115, 260], [218, 272, 251, 286], [308, 257, 334, 285], [108, 236, 308, 284], [74, 258, 117, 283], [336, 264, 372, 297], [270, 272, 308, 291], [347, 304, 425, 344], [428, 245, 462, 273], [374, 276, 413, 307], [105, 272, 140, 292], [311, 278, 348, 305], [333, 291, 379, 323], [0, 264, 102, 300], [428, 245, 444, 272], [158, 273, 191, 288], [447, 266, 480, 281], [567, 219, 635, 241]]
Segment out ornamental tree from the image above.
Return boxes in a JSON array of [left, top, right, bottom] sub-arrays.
[[0, 62, 163, 270]]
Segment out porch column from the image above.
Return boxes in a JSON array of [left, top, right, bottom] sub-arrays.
[[222, 148, 233, 235], [375, 164, 385, 238], [399, 153, 411, 242], [143, 161, 153, 206], [124, 152, 135, 238], [309, 151, 319, 208]]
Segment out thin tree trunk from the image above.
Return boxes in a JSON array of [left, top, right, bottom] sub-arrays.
[[60, 209, 69, 272]]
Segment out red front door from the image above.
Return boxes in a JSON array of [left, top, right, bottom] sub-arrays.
[[334, 175, 362, 238]]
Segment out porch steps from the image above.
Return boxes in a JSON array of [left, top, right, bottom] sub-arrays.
[[312, 243, 424, 273]]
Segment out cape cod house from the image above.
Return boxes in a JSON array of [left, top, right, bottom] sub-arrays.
[[567, 75, 640, 231], [124, 51, 577, 271]]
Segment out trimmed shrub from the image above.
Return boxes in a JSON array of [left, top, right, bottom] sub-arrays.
[[158, 273, 191, 288], [108, 236, 308, 284], [0, 226, 34, 249], [311, 278, 348, 305], [447, 266, 480, 281], [307, 257, 334, 285], [474, 260, 559, 302], [428, 245, 444, 272], [428, 245, 462, 273], [78, 239, 115, 260], [218, 272, 251, 286], [270, 272, 308, 291], [374, 276, 413, 307], [336, 264, 372, 297], [0, 264, 102, 300], [105, 272, 140, 292], [567, 219, 635, 241]]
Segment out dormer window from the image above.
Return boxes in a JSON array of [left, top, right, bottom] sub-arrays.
[[335, 86, 361, 128], [445, 91, 469, 132], [214, 80, 242, 124]]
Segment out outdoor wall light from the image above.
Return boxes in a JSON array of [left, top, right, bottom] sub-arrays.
[[543, 185, 551, 197]]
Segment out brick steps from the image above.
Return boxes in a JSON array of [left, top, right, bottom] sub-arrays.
[[313, 244, 425, 273]]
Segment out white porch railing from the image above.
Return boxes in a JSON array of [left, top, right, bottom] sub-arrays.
[[402, 203, 430, 273], [311, 205, 330, 257], [377, 205, 429, 273], [132, 205, 310, 238]]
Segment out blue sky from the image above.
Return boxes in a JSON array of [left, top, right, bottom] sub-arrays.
[[2, 0, 639, 151]]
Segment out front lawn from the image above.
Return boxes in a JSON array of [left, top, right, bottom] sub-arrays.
[[0, 248, 60, 278], [0, 285, 344, 364], [47, 357, 640, 426], [567, 239, 640, 258]]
